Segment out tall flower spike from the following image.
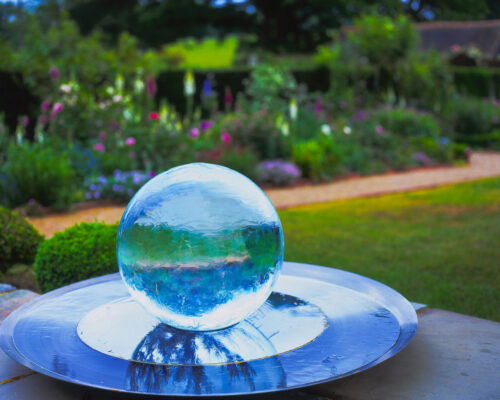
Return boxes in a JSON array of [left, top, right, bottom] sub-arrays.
[[184, 71, 195, 96], [289, 98, 298, 120]]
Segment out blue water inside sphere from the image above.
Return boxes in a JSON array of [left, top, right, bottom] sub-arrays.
[[117, 163, 285, 331]]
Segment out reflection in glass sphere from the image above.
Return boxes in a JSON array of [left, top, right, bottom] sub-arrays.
[[117, 163, 284, 331]]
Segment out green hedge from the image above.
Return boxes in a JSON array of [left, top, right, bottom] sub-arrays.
[[33, 222, 118, 292], [0, 206, 44, 273], [453, 67, 500, 98], [0, 68, 330, 131], [455, 132, 500, 149]]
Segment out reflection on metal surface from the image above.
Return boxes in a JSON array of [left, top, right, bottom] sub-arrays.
[[77, 292, 327, 365], [0, 263, 418, 396], [126, 342, 286, 394]]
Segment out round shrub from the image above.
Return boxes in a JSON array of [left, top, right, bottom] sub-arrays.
[[0, 206, 44, 273], [33, 222, 118, 292]]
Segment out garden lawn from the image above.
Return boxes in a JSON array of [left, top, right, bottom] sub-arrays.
[[279, 177, 500, 322]]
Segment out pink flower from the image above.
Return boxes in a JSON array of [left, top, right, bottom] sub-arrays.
[[20, 115, 29, 127], [375, 125, 384, 135], [99, 131, 106, 141], [42, 101, 51, 112], [93, 143, 105, 152], [221, 132, 231, 143], [451, 44, 461, 53], [49, 66, 60, 81], [315, 98, 323, 115], [147, 75, 156, 98], [125, 137, 136, 146], [53, 103, 63, 113], [225, 87, 233, 107], [190, 128, 200, 138], [149, 112, 159, 120]]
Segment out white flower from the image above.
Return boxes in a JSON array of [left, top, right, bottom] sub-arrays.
[[289, 98, 298, 120], [281, 121, 290, 136], [134, 79, 144, 94], [321, 124, 331, 135], [113, 95, 123, 103], [343, 126, 352, 135], [184, 71, 195, 96], [60, 84, 72, 94], [106, 86, 114, 95], [123, 109, 132, 121]]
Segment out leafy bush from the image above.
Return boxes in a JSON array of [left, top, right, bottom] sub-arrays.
[[370, 108, 440, 138], [453, 67, 500, 98], [336, 107, 454, 174], [292, 136, 339, 180], [0, 207, 44, 273], [1, 142, 75, 210], [213, 148, 259, 180], [445, 97, 500, 136], [243, 64, 298, 113], [348, 13, 418, 68], [257, 160, 301, 186], [398, 51, 453, 111], [84, 171, 153, 202], [33, 222, 118, 292], [217, 111, 291, 159]]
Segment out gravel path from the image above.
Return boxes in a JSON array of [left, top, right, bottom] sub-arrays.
[[29, 152, 500, 238]]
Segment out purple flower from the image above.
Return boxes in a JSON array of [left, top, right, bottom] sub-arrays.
[[353, 110, 367, 121], [257, 160, 301, 185], [413, 152, 431, 165], [42, 101, 51, 112], [200, 121, 214, 131], [90, 184, 97, 191], [20, 115, 29, 128], [49, 66, 60, 81], [28, 198, 35, 206], [94, 143, 105, 152], [225, 87, 233, 107], [147, 75, 156, 98], [315, 98, 323, 115], [202, 79, 211, 97], [439, 137, 450, 146], [127, 189, 134, 196], [85, 192, 92, 200], [125, 137, 136, 146], [148, 171, 156, 178], [93, 191, 101, 199]]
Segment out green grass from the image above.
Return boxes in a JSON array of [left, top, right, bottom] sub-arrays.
[[279, 177, 500, 321], [167, 37, 238, 69]]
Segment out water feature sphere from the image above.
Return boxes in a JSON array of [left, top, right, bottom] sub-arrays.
[[117, 163, 284, 331]]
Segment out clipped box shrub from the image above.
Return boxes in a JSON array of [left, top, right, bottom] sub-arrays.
[[33, 222, 118, 293], [0, 206, 44, 273]]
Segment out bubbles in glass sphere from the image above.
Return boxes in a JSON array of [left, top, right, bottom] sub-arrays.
[[117, 163, 284, 331]]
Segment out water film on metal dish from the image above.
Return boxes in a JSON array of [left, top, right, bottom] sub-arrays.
[[0, 262, 418, 396]]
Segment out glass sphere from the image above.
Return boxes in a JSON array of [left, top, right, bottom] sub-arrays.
[[117, 163, 284, 331]]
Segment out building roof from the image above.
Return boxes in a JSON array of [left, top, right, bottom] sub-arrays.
[[417, 19, 500, 59]]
